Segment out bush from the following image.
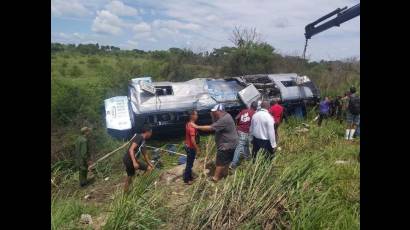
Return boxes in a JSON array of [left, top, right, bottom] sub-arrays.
[[87, 57, 101, 67], [69, 65, 83, 77]]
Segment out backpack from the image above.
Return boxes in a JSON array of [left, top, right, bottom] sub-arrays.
[[348, 95, 360, 115]]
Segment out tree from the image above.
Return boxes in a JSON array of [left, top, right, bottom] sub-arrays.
[[229, 26, 262, 48]]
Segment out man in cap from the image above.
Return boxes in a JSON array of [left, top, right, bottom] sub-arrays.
[[193, 103, 239, 182], [75, 127, 93, 187], [345, 86, 360, 140]]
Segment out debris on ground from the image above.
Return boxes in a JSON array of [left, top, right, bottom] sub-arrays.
[[335, 160, 349, 164], [104, 177, 110, 181], [84, 194, 92, 200], [80, 214, 93, 225], [295, 127, 309, 133], [171, 191, 185, 196]]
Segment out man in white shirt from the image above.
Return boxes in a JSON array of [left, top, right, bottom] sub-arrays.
[[249, 100, 277, 160]]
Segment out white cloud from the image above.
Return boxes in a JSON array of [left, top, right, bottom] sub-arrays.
[[137, 0, 359, 60], [53, 0, 360, 60], [51, 0, 91, 17], [152, 19, 201, 32], [92, 10, 124, 35], [148, 38, 158, 42], [105, 1, 138, 16], [52, 32, 100, 44], [133, 22, 151, 33], [127, 40, 139, 47]]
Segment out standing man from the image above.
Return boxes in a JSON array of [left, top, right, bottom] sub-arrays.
[[345, 87, 360, 140], [75, 127, 93, 187], [193, 104, 238, 182], [123, 124, 155, 193], [249, 101, 277, 160], [318, 97, 330, 127], [230, 101, 257, 169], [183, 110, 200, 185], [269, 99, 284, 143]]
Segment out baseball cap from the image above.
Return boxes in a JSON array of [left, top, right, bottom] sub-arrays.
[[211, 103, 225, 112]]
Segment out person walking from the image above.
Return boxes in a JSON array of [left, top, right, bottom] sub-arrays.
[[249, 101, 277, 160], [230, 101, 257, 169]]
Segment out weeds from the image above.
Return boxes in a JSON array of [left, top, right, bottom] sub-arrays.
[[52, 117, 359, 229]]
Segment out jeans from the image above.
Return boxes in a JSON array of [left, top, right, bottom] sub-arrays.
[[183, 145, 196, 183], [252, 137, 276, 161], [231, 131, 250, 168]]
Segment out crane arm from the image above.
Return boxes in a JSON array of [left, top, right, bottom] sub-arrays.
[[304, 3, 360, 40]]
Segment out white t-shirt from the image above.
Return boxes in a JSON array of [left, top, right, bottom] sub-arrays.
[[250, 109, 277, 148]]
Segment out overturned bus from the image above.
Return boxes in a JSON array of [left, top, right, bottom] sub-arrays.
[[104, 74, 320, 138]]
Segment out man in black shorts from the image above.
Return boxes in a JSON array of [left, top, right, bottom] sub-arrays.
[[123, 125, 154, 192], [193, 104, 238, 182]]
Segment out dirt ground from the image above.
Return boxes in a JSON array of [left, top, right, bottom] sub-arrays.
[[75, 157, 215, 229]]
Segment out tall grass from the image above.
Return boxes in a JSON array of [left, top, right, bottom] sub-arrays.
[[178, 118, 359, 229], [51, 192, 98, 230], [103, 171, 165, 229], [52, 117, 359, 229]]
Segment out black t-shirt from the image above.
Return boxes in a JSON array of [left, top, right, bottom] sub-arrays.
[[124, 134, 146, 160]]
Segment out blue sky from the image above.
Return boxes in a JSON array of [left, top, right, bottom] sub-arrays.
[[51, 0, 360, 61]]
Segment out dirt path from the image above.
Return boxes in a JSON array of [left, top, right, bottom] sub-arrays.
[[156, 158, 214, 229], [73, 157, 213, 229]]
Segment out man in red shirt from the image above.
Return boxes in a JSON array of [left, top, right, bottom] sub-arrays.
[[230, 101, 257, 169], [269, 99, 284, 143], [183, 110, 200, 185]]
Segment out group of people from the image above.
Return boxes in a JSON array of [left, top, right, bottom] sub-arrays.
[[74, 87, 359, 190], [317, 86, 360, 140], [117, 98, 285, 191], [183, 99, 284, 185]]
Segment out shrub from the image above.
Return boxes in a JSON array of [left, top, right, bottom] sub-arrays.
[[69, 65, 83, 77]]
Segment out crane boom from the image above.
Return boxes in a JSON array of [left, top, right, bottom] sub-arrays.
[[304, 3, 360, 40]]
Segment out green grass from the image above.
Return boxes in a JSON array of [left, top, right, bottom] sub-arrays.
[[174, 118, 359, 229], [51, 116, 359, 229], [103, 171, 165, 230], [51, 193, 99, 230]]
